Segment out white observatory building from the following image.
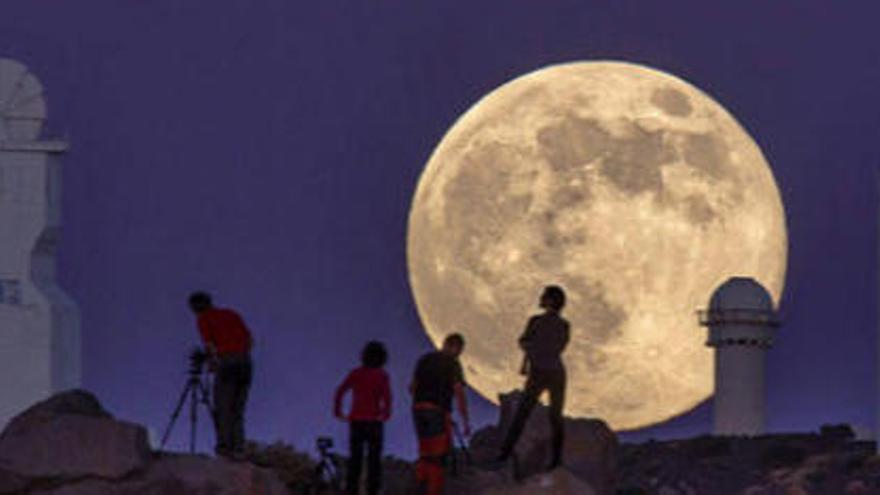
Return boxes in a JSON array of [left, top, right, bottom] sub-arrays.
[[0, 58, 81, 426], [699, 277, 780, 436]]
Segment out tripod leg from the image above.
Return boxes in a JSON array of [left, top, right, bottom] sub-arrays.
[[313, 461, 326, 494], [197, 378, 221, 456], [197, 379, 217, 426], [200, 377, 224, 456], [190, 380, 200, 454], [160, 379, 195, 451]]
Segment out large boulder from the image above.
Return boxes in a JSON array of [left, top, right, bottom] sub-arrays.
[[0, 391, 288, 495], [0, 389, 150, 487], [3, 389, 109, 423], [469, 390, 618, 494]]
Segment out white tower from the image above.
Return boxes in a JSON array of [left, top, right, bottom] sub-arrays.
[[699, 277, 779, 436], [0, 58, 80, 426]]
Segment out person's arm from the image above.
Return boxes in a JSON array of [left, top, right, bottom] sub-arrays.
[[196, 318, 217, 356], [519, 355, 531, 376], [233, 311, 254, 352], [380, 372, 392, 421], [550, 320, 571, 356], [333, 372, 353, 421], [453, 361, 470, 435], [560, 321, 571, 352], [518, 317, 537, 350], [518, 317, 537, 375], [454, 382, 470, 436]]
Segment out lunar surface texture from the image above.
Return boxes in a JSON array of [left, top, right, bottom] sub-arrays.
[[406, 61, 787, 430]]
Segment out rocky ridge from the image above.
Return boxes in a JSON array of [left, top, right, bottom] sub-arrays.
[[0, 389, 616, 494], [6, 389, 879, 494]]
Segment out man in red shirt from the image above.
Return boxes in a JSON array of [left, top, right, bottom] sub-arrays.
[[334, 341, 392, 495], [188, 291, 253, 458]]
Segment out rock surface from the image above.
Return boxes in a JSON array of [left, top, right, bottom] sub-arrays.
[[480, 468, 596, 495], [28, 456, 287, 495], [0, 390, 287, 495], [447, 465, 596, 495], [0, 390, 150, 484], [0, 389, 619, 494], [466, 390, 617, 494], [617, 426, 880, 495]]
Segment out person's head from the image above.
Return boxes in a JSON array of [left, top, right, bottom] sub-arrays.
[[361, 341, 388, 368], [540, 285, 566, 312], [442, 333, 465, 358], [188, 291, 213, 314]]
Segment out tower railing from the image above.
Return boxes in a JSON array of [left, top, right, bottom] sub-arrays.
[[697, 308, 781, 327]]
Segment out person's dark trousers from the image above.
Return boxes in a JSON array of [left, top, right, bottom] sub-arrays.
[[212, 353, 253, 455], [500, 367, 566, 466], [347, 420, 384, 495]]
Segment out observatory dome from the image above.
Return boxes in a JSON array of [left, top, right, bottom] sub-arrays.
[[709, 277, 775, 312], [0, 58, 47, 141]]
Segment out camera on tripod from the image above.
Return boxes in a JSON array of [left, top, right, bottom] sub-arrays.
[[316, 436, 334, 453], [311, 436, 341, 491], [160, 347, 215, 453], [189, 347, 209, 376]]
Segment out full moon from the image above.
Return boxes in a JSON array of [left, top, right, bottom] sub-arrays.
[[406, 61, 787, 430]]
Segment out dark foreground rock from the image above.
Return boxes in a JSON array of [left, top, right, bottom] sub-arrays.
[[432, 390, 617, 495], [27, 454, 288, 495], [0, 389, 618, 494], [11, 390, 880, 494], [0, 390, 287, 495], [464, 390, 618, 494], [616, 426, 880, 495], [0, 390, 150, 487], [446, 465, 596, 495], [229, 389, 617, 494]]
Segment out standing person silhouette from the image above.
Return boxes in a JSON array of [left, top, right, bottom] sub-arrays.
[[188, 291, 253, 459], [497, 285, 570, 471], [333, 341, 392, 495], [410, 333, 471, 495]]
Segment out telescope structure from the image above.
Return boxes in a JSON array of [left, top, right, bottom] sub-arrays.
[[0, 58, 80, 426], [699, 277, 780, 436]]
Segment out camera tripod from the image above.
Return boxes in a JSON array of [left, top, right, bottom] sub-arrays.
[[309, 442, 342, 494], [159, 369, 215, 453]]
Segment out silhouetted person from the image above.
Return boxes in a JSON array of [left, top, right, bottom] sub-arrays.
[[410, 333, 471, 495], [498, 285, 570, 470], [334, 341, 392, 495], [188, 291, 253, 458]]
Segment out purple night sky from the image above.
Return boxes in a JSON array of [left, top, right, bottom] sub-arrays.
[[2, 1, 879, 458]]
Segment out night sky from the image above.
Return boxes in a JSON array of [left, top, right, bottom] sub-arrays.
[[2, 2, 879, 458]]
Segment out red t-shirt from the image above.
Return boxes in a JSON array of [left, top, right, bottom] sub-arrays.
[[197, 308, 252, 356], [334, 366, 392, 422]]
